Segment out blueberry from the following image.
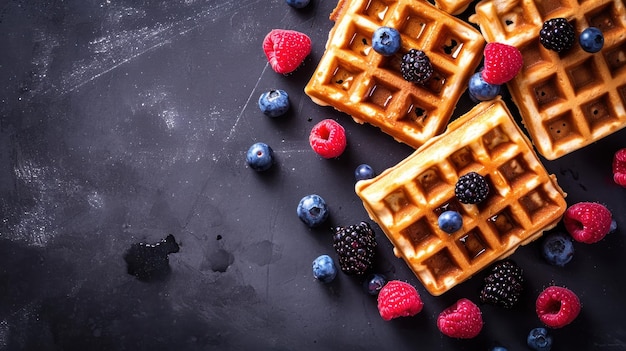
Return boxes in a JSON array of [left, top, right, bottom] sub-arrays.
[[542, 232, 574, 266], [609, 219, 617, 234], [371, 27, 401, 56], [285, 0, 310, 8], [355, 164, 375, 181], [246, 142, 274, 171], [438, 211, 463, 234], [297, 194, 329, 227], [312, 255, 337, 283], [468, 72, 501, 102], [363, 274, 387, 295], [491, 347, 508, 351], [579, 27, 604, 53], [527, 327, 553, 351], [258, 89, 290, 117]]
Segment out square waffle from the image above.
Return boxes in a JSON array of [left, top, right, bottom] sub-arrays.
[[470, 0, 626, 160], [304, 0, 485, 149], [355, 99, 567, 296]]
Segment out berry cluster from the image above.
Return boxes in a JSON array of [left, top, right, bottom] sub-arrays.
[[332, 221, 377, 276], [479, 259, 524, 309], [455, 171, 490, 204], [400, 49, 434, 84]]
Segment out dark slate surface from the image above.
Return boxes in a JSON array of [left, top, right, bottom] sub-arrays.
[[1, 0, 625, 350]]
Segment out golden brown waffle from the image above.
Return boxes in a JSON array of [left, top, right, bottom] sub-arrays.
[[355, 99, 567, 296], [305, 0, 485, 149], [470, 0, 626, 160], [433, 0, 474, 15]]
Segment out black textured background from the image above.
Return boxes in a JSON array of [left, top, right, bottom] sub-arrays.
[[1, 0, 625, 350]]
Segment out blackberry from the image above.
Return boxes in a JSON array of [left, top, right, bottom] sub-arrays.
[[400, 49, 433, 84], [455, 172, 489, 204], [332, 221, 377, 276], [540, 18, 575, 53], [479, 259, 524, 308]]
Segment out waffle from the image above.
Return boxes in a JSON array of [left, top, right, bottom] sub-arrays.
[[433, 0, 474, 15], [470, 0, 626, 160], [355, 99, 567, 296], [304, 0, 485, 150]]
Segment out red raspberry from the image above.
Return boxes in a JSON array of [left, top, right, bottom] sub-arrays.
[[481, 42, 523, 85], [437, 298, 483, 339], [612, 148, 626, 187], [262, 29, 311, 74], [309, 119, 347, 159], [563, 202, 612, 244], [536, 286, 581, 328], [377, 280, 424, 321]]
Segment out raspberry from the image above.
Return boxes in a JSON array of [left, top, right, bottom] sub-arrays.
[[563, 202, 612, 244], [262, 29, 311, 74], [535, 286, 581, 328], [377, 280, 424, 321], [309, 119, 347, 158], [481, 42, 523, 85], [437, 298, 483, 339], [455, 172, 490, 204], [479, 259, 524, 308], [400, 49, 433, 84], [539, 18, 575, 53], [332, 221, 377, 276], [612, 148, 626, 187]]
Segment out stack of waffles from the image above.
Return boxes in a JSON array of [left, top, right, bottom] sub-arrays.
[[304, 0, 485, 149], [355, 99, 567, 295], [470, 0, 626, 160]]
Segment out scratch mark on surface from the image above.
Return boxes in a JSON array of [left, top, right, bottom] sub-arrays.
[[226, 63, 269, 142], [48, 0, 260, 97], [275, 148, 309, 154], [60, 38, 173, 95]]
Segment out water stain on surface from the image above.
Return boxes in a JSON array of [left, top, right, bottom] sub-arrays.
[[124, 234, 180, 281], [203, 248, 234, 273]]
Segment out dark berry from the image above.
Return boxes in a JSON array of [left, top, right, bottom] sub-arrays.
[[355, 164, 375, 181], [258, 89, 290, 117], [400, 49, 433, 84], [527, 327, 553, 351], [468, 71, 501, 101], [332, 221, 377, 276], [542, 232, 574, 266], [312, 254, 337, 283], [246, 142, 274, 171], [455, 172, 489, 204], [285, 0, 310, 8], [609, 219, 617, 234], [479, 259, 524, 308], [438, 210, 463, 233], [579, 27, 604, 53], [297, 194, 329, 227], [540, 18, 575, 53], [363, 273, 387, 295], [372, 27, 401, 56]]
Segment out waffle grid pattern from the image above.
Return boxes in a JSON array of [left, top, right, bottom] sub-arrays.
[[305, 0, 485, 149], [471, 0, 626, 160], [356, 100, 567, 295]]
